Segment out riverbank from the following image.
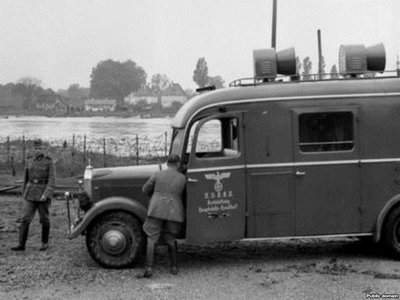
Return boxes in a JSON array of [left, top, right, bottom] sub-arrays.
[[0, 137, 166, 179], [0, 116, 172, 160], [0, 110, 174, 119]]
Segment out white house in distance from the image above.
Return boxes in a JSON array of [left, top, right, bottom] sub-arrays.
[[85, 99, 117, 112], [124, 87, 158, 106], [124, 82, 187, 107]]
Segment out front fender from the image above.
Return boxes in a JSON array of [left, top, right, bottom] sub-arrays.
[[374, 194, 400, 243], [68, 197, 147, 239]]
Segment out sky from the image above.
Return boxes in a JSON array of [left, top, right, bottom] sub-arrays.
[[0, 0, 399, 91]]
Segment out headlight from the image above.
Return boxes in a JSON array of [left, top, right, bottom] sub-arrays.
[[83, 165, 93, 198], [78, 191, 92, 211]]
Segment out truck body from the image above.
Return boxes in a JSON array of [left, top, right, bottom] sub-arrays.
[[68, 45, 400, 268]]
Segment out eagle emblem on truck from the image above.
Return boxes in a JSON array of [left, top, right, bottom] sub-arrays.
[[205, 171, 231, 192]]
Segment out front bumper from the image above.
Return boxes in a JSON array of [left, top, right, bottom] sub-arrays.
[[65, 191, 86, 238]]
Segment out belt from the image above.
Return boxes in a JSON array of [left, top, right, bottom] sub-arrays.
[[30, 179, 48, 184]]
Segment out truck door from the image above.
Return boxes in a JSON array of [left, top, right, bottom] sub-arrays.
[[185, 113, 246, 244], [292, 107, 362, 235]]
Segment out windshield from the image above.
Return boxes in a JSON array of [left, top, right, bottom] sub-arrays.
[[170, 128, 185, 156]]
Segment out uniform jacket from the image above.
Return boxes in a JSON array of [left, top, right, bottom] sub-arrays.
[[143, 167, 186, 222], [23, 152, 56, 202]]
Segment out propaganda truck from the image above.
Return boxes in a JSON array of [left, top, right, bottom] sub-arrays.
[[67, 43, 400, 268]]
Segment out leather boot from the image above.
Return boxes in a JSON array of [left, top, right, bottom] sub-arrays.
[[168, 241, 178, 275], [39, 224, 50, 251], [11, 223, 29, 251], [143, 239, 155, 278]]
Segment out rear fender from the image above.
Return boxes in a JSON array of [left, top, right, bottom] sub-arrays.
[[68, 197, 147, 239], [374, 194, 400, 243]]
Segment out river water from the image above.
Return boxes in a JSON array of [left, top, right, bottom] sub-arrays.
[[0, 116, 174, 157]]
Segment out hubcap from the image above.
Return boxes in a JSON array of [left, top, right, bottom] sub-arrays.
[[101, 229, 127, 255]]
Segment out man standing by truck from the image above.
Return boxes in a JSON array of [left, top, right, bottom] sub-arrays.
[[141, 154, 186, 278], [11, 139, 55, 251]]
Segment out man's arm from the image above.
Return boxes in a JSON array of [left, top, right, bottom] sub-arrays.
[[142, 174, 156, 197], [22, 166, 29, 194], [41, 159, 55, 200]]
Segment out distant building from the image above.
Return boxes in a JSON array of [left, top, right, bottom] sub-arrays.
[[62, 98, 86, 113], [36, 97, 67, 113], [124, 83, 187, 107], [124, 87, 158, 106], [85, 99, 117, 112], [161, 82, 187, 107]]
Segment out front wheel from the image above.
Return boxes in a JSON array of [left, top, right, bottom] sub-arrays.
[[381, 206, 400, 259], [86, 211, 144, 268]]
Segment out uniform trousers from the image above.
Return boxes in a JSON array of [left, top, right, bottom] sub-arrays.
[[143, 216, 182, 244], [21, 199, 51, 226]]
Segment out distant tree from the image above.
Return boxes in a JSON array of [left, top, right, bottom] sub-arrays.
[[56, 88, 68, 98], [296, 56, 302, 76], [150, 74, 170, 95], [207, 75, 225, 89], [67, 84, 90, 100], [90, 59, 147, 106], [37, 88, 57, 103], [0, 83, 14, 106], [18, 77, 42, 88], [302, 57, 313, 80], [12, 77, 42, 110], [330, 65, 339, 79], [193, 57, 209, 88]]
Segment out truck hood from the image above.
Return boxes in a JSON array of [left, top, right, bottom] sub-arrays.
[[92, 163, 166, 181]]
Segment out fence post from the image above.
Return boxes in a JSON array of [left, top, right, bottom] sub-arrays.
[[22, 135, 26, 166], [83, 134, 87, 165], [71, 134, 75, 176], [136, 134, 139, 165], [103, 138, 106, 167], [10, 156, 16, 176], [164, 131, 168, 156], [6, 136, 10, 169]]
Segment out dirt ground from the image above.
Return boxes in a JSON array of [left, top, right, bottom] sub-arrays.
[[1, 194, 400, 300]]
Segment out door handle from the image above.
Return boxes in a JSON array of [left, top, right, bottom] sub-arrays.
[[188, 178, 198, 183], [295, 171, 306, 176]]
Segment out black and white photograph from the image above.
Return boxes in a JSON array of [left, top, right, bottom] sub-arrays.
[[1, 0, 400, 299]]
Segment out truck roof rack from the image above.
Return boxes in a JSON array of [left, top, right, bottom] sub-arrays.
[[229, 70, 400, 88]]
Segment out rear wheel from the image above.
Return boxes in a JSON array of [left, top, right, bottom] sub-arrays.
[[86, 211, 144, 268], [381, 206, 400, 259]]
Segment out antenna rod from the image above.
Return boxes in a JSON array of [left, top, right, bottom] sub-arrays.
[[271, 0, 277, 48], [317, 29, 323, 79]]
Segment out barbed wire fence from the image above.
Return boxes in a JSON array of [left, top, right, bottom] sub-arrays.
[[0, 132, 171, 178]]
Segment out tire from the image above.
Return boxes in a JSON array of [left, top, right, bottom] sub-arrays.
[[86, 211, 144, 268], [381, 206, 400, 259]]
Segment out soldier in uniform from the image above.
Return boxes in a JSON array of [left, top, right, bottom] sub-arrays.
[[141, 154, 186, 278], [11, 139, 55, 251]]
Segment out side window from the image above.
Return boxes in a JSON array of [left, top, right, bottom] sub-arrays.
[[189, 117, 240, 158], [299, 112, 354, 152]]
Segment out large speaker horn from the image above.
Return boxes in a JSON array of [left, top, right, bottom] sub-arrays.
[[339, 43, 386, 75], [276, 47, 296, 75], [366, 43, 386, 72], [253, 48, 277, 78], [253, 47, 297, 78], [339, 44, 367, 74]]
